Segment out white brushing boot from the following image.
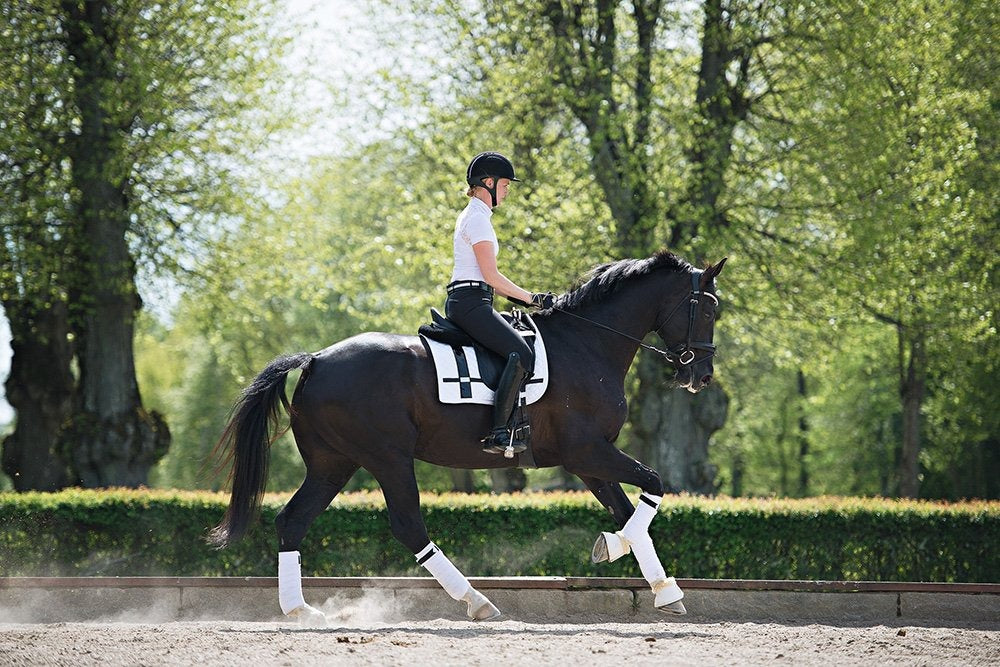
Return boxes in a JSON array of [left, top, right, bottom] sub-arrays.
[[278, 551, 327, 627]]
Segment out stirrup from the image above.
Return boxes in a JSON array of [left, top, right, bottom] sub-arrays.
[[482, 423, 529, 457]]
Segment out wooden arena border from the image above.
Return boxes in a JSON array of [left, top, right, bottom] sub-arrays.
[[2, 577, 997, 625], [2, 577, 998, 594]]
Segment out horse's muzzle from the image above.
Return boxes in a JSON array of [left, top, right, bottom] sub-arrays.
[[678, 365, 713, 393], [686, 373, 713, 393]]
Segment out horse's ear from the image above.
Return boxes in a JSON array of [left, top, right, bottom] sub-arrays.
[[700, 258, 727, 287]]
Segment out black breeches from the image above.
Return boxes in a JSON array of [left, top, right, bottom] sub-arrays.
[[445, 288, 535, 370]]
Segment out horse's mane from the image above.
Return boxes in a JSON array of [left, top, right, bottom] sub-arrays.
[[556, 250, 693, 311]]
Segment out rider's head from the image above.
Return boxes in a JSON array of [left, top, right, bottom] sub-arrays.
[[466, 152, 520, 208]]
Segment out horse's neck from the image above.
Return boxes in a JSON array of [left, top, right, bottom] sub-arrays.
[[543, 273, 669, 376]]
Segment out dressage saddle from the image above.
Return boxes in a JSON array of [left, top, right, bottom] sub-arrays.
[[417, 308, 538, 391]]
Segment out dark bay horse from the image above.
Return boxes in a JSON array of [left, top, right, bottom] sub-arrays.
[[210, 251, 726, 625]]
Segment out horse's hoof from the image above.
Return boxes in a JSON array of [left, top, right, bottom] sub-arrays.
[[471, 599, 502, 621], [591, 534, 609, 563], [288, 603, 328, 628], [463, 588, 502, 621], [591, 531, 630, 564], [653, 577, 686, 615], [658, 599, 687, 615]]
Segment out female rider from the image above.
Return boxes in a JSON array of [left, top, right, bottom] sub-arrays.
[[445, 152, 554, 454]]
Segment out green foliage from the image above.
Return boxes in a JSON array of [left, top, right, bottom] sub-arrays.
[[122, 0, 999, 499], [693, 0, 998, 498], [1, 0, 290, 303], [2, 489, 997, 582], [1, 0, 293, 488]]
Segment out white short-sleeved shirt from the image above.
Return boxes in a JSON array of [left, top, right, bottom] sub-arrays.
[[450, 197, 498, 283]]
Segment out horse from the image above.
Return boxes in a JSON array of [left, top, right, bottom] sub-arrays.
[[209, 251, 726, 626]]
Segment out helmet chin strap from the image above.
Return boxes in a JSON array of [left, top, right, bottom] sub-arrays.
[[477, 177, 498, 208]]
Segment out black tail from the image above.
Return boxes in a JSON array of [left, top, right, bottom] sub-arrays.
[[207, 353, 313, 548]]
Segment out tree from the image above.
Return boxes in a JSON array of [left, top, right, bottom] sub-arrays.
[[920, 0, 1000, 499], [1, 0, 284, 488], [2, 4, 82, 490], [787, 0, 994, 497], [129, 0, 996, 498], [382, 0, 837, 492]]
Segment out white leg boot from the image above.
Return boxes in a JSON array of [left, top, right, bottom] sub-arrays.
[[652, 577, 686, 614], [416, 542, 501, 621], [278, 551, 327, 627], [621, 493, 686, 615]]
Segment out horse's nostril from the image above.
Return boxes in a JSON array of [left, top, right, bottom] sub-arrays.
[[701, 375, 713, 386]]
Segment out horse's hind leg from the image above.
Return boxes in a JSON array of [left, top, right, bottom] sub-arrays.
[[370, 458, 501, 621], [275, 452, 359, 627]]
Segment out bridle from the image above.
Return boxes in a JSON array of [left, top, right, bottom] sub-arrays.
[[551, 271, 718, 368]]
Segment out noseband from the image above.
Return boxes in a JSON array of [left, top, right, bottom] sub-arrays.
[[552, 270, 718, 368]]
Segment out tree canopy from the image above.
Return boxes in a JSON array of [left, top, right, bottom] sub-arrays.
[[3, 0, 996, 498], [1, 0, 286, 489]]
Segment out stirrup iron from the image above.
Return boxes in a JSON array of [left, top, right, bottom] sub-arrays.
[[482, 422, 528, 456], [503, 420, 532, 458]]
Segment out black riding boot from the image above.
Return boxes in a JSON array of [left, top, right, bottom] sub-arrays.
[[482, 353, 529, 455]]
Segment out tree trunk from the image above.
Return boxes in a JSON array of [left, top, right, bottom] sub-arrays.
[[796, 368, 810, 496], [628, 0, 748, 494], [730, 450, 745, 496], [61, 0, 169, 487], [630, 0, 751, 493], [632, 351, 728, 494], [489, 467, 527, 493], [898, 332, 926, 498], [672, 0, 744, 247], [1, 300, 75, 491], [449, 469, 476, 493], [542, 0, 746, 493], [775, 395, 790, 495]]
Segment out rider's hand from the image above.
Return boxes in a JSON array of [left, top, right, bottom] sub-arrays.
[[530, 292, 556, 309]]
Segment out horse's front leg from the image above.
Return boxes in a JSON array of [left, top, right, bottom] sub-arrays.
[[578, 474, 634, 528], [569, 448, 686, 615]]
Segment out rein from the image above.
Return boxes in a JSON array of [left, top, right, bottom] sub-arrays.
[[551, 271, 718, 367]]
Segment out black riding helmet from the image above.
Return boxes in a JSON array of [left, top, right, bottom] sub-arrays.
[[466, 152, 520, 208]]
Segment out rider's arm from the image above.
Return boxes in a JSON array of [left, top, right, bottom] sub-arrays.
[[472, 241, 533, 304]]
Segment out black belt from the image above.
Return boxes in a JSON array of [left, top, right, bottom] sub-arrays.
[[447, 280, 494, 295]]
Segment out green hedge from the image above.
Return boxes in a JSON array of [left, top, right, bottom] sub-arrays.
[[1, 489, 997, 582]]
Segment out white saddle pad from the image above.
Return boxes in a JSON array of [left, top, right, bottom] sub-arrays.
[[421, 330, 549, 406]]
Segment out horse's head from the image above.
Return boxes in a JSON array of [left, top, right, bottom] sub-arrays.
[[655, 258, 726, 393]]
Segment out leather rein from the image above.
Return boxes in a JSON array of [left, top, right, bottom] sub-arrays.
[[551, 271, 718, 367]]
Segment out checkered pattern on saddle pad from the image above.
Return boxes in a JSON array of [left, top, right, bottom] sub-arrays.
[[420, 328, 549, 406]]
